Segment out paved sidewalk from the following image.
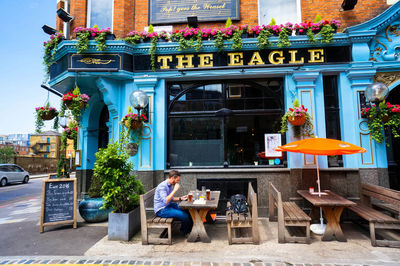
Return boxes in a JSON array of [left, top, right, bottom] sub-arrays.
[[2, 219, 396, 266]]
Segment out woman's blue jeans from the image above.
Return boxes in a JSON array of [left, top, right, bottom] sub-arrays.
[[157, 203, 193, 234]]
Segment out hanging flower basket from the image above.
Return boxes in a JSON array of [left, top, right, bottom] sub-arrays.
[[124, 119, 143, 131], [288, 114, 307, 126]]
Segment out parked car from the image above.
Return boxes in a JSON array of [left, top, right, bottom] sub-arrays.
[[0, 164, 30, 186]]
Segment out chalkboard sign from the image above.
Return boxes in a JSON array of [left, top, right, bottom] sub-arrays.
[[40, 178, 77, 233], [48, 173, 58, 179]]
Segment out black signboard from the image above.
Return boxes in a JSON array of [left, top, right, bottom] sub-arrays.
[[149, 0, 240, 24], [40, 178, 77, 233], [71, 54, 121, 69], [133, 46, 352, 71]]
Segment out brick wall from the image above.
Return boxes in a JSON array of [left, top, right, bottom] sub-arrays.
[[56, 0, 65, 32], [301, 0, 390, 29], [113, 0, 135, 37], [70, 0, 87, 38], [68, 0, 391, 38]]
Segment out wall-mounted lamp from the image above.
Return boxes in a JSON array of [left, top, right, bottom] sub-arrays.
[[129, 90, 149, 122], [365, 82, 389, 112], [340, 0, 358, 11], [42, 25, 58, 35], [57, 8, 74, 23], [187, 16, 198, 28]]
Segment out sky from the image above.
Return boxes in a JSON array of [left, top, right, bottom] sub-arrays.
[[0, 0, 60, 135]]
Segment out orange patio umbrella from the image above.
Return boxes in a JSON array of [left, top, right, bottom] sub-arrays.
[[275, 137, 366, 195], [275, 137, 366, 233]]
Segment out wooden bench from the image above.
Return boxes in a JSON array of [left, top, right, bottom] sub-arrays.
[[348, 183, 400, 247], [269, 182, 311, 244], [140, 188, 174, 245], [226, 182, 260, 244]]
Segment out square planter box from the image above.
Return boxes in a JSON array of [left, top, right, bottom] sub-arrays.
[[108, 207, 141, 241]]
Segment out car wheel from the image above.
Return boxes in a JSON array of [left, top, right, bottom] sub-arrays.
[[0, 178, 7, 187], [23, 176, 29, 184]]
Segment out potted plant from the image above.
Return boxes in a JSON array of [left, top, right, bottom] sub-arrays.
[[280, 99, 314, 138], [125, 30, 142, 45], [96, 129, 145, 241], [361, 101, 400, 144], [35, 102, 59, 133], [62, 86, 90, 123], [78, 157, 113, 223]]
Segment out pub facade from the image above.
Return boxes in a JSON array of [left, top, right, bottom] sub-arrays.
[[48, 0, 400, 214]]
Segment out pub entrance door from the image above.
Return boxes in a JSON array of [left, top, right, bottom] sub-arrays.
[[386, 85, 400, 190]]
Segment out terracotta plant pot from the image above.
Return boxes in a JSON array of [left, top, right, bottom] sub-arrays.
[[288, 115, 307, 126], [124, 120, 142, 131]]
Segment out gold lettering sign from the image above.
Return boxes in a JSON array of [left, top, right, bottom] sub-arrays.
[[288, 50, 304, 64], [198, 54, 213, 67], [227, 52, 243, 66], [248, 52, 265, 65], [78, 58, 115, 65], [308, 49, 324, 63], [176, 55, 194, 68], [157, 56, 173, 69], [268, 51, 284, 65]]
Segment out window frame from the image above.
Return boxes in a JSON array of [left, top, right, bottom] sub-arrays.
[[86, 0, 114, 31], [167, 79, 285, 168]]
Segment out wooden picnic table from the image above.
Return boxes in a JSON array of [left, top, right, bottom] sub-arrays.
[[179, 191, 220, 243], [297, 190, 356, 242]]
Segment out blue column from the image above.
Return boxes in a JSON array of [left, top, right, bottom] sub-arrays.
[[133, 76, 159, 171]]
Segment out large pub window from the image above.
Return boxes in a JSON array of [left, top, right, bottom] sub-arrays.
[[87, 0, 113, 29], [167, 79, 285, 168], [323, 75, 343, 167]]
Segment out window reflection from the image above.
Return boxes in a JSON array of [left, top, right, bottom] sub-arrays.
[[88, 0, 113, 29], [168, 79, 285, 167]]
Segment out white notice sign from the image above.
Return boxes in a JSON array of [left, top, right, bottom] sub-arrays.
[[265, 134, 282, 157]]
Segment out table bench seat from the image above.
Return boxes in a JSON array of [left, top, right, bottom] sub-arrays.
[[348, 183, 400, 248], [140, 188, 174, 245], [269, 183, 311, 244], [226, 182, 260, 245], [283, 202, 312, 223]]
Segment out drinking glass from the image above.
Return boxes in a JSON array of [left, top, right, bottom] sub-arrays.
[[188, 192, 193, 202], [206, 189, 211, 200]]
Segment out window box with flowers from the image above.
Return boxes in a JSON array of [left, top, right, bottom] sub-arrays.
[[361, 101, 400, 144], [35, 103, 59, 133], [62, 86, 90, 123], [280, 99, 314, 138], [74, 26, 114, 53], [43, 32, 65, 78]]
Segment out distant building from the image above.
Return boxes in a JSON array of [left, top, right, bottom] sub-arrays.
[[30, 131, 61, 158], [0, 134, 30, 155]]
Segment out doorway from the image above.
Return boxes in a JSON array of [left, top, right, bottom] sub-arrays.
[[386, 85, 400, 190], [98, 105, 109, 149]]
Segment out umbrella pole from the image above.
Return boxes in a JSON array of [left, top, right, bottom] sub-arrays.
[[316, 155, 324, 227], [316, 155, 322, 197]]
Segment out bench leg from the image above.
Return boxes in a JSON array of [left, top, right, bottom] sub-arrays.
[[227, 222, 232, 245], [369, 222, 376, 247], [306, 221, 311, 244], [168, 224, 172, 245]]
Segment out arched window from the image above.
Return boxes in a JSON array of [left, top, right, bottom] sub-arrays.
[[167, 78, 285, 168]]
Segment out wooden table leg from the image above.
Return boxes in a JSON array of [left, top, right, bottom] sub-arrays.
[[187, 209, 210, 243], [321, 206, 346, 242]]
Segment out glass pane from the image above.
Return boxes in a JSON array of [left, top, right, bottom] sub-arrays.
[[226, 99, 244, 110], [88, 0, 113, 29], [259, 0, 298, 25], [244, 85, 263, 98], [186, 86, 203, 100], [245, 99, 263, 109], [226, 114, 284, 166], [204, 100, 223, 111], [169, 117, 224, 166], [204, 84, 223, 99]]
